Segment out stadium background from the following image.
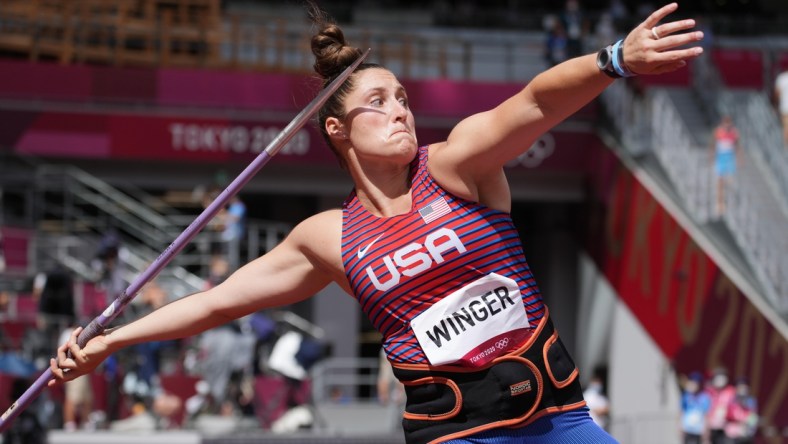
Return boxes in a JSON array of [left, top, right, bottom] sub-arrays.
[[0, 0, 786, 443]]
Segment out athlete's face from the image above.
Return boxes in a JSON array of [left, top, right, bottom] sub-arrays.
[[337, 68, 417, 164]]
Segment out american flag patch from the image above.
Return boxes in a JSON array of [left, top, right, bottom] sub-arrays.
[[419, 196, 451, 224]]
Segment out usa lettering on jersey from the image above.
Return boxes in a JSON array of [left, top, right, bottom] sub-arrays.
[[365, 227, 467, 292]]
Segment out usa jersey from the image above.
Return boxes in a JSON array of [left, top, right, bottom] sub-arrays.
[[341, 145, 546, 367]]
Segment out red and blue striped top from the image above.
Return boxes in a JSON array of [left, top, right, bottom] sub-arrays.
[[341, 145, 546, 366]]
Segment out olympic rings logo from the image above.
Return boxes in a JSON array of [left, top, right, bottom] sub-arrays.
[[504, 132, 556, 168], [495, 338, 510, 350]]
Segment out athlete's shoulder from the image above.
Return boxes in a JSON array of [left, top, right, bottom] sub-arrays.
[[289, 210, 343, 254], [291, 209, 342, 243], [286, 209, 345, 280]]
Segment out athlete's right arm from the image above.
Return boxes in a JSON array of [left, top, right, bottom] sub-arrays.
[[50, 210, 345, 384]]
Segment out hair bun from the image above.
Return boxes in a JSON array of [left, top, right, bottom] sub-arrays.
[[308, 4, 362, 79]]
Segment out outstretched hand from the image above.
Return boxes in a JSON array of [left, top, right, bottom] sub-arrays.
[[622, 3, 704, 75], [48, 326, 113, 386]]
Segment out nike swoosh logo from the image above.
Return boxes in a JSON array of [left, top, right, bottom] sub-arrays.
[[357, 234, 384, 259]]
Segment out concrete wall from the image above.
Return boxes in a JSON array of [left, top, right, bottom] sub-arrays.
[[577, 252, 683, 444]]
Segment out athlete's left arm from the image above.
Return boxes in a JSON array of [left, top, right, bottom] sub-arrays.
[[432, 3, 703, 180]]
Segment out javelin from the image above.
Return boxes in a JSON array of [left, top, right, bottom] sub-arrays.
[[0, 48, 370, 431]]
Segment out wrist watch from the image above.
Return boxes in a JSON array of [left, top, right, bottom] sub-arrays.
[[596, 45, 620, 78]]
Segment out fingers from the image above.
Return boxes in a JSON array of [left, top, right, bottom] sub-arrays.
[[664, 46, 704, 62], [653, 30, 704, 54], [49, 327, 88, 386], [651, 18, 703, 56], [648, 25, 704, 67], [49, 355, 74, 386], [642, 2, 679, 30], [640, 4, 702, 52], [652, 18, 698, 43], [69, 341, 89, 365], [69, 326, 83, 349], [49, 358, 72, 385], [624, 3, 704, 76], [68, 326, 89, 362]]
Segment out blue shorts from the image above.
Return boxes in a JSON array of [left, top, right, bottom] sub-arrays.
[[442, 408, 619, 444], [715, 150, 736, 177]]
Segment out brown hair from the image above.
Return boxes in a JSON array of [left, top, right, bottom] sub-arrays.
[[307, 1, 381, 167]]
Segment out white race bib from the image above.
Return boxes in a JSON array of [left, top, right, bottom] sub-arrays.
[[411, 273, 530, 366]]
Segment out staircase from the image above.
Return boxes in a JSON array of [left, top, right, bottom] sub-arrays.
[[30, 164, 291, 305], [602, 60, 788, 316]]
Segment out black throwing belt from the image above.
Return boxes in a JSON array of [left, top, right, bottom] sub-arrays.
[[391, 310, 586, 444]]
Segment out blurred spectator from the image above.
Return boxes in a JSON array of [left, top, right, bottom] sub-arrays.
[[58, 325, 94, 431], [33, 265, 75, 347], [377, 348, 405, 433], [680, 371, 711, 444], [544, 15, 568, 67], [194, 321, 258, 420], [583, 371, 610, 431], [102, 353, 123, 422], [706, 367, 736, 444], [92, 230, 128, 304], [196, 185, 246, 277], [560, 0, 588, 59], [128, 280, 175, 389], [774, 68, 788, 146], [709, 115, 741, 216], [724, 377, 758, 443], [197, 322, 256, 414], [221, 195, 247, 272]]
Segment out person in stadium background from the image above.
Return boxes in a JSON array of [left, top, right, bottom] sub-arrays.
[[709, 114, 741, 216], [49, 2, 704, 442], [680, 371, 711, 444], [220, 195, 247, 272], [706, 366, 736, 444], [724, 377, 758, 444], [774, 68, 788, 146], [583, 371, 611, 430]]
